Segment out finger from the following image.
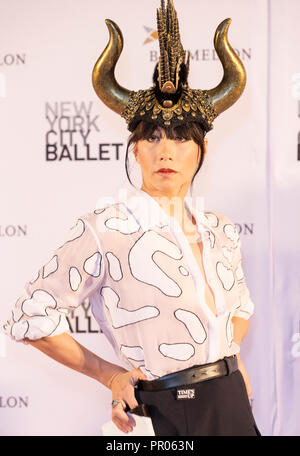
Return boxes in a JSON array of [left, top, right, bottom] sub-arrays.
[[122, 385, 141, 410], [113, 406, 136, 427], [120, 398, 138, 417], [127, 412, 136, 428], [116, 417, 133, 434], [124, 399, 138, 413], [113, 412, 135, 433], [132, 368, 148, 382], [112, 400, 127, 415], [113, 417, 132, 434], [123, 394, 139, 411], [112, 397, 137, 420], [137, 370, 148, 380]]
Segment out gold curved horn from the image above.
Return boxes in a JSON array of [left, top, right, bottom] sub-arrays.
[[206, 18, 246, 115], [92, 19, 132, 115]]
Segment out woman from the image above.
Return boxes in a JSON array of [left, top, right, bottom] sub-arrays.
[[2, 0, 260, 436]]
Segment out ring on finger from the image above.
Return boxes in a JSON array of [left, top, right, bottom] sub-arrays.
[[112, 399, 124, 409]]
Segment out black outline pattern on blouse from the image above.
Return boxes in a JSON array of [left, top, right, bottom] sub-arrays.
[[22, 313, 63, 339], [221, 245, 234, 264], [223, 223, 239, 247], [158, 342, 195, 361], [226, 312, 234, 347], [128, 230, 183, 298], [12, 319, 29, 338], [94, 208, 106, 215], [47, 313, 64, 337], [204, 212, 219, 228], [120, 344, 145, 362], [234, 261, 245, 282], [12, 299, 22, 322], [105, 251, 123, 282], [29, 270, 40, 284], [103, 203, 141, 235], [104, 217, 140, 235], [235, 286, 252, 316], [83, 251, 102, 277], [235, 307, 251, 317], [69, 266, 82, 292], [3, 311, 16, 335], [124, 204, 143, 229], [57, 218, 86, 250], [2, 322, 8, 333], [216, 261, 235, 291], [137, 364, 160, 379], [100, 286, 160, 329], [155, 223, 169, 230], [174, 308, 207, 345], [21, 289, 57, 317], [205, 229, 215, 249], [178, 265, 189, 276], [42, 255, 58, 279]]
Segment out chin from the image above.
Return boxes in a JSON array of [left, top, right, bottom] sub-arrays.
[[155, 183, 181, 196], [156, 180, 176, 189]]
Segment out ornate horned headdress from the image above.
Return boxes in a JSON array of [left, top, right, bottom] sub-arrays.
[[92, 0, 246, 134]]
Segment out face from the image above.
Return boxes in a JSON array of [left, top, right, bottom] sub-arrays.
[[133, 127, 206, 198]]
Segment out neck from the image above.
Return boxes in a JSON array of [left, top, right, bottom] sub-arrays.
[[140, 183, 191, 223]]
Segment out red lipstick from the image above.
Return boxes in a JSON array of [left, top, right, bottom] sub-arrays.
[[156, 168, 177, 174]]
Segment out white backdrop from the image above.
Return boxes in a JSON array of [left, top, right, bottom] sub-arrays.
[[0, 0, 299, 436]]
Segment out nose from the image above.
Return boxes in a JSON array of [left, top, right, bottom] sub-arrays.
[[158, 138, 175, 161]]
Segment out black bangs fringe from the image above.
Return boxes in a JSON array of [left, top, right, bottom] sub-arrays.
[[128, 121, 204, 142], [129, 121, 158, 141]]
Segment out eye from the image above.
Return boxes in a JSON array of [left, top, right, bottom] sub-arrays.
[[174, 136, 188, 142], [147, 134, 160, 143]]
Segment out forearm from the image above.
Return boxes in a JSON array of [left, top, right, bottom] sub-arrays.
[[25, 332, 128, 389], [231, 316, 250, 351], [231, 317, 252, 396]]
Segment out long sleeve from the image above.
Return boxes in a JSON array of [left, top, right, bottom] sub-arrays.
[[232, 233, 254, 320], [2, 215, 105, 341]]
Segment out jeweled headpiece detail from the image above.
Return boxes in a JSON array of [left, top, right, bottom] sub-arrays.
[[92, 0, 246, 133], [156, 0, 189, 94]]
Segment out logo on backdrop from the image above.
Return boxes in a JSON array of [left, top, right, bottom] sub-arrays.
[[66, 298, 102, 334], [0, 396, 29, 408], [45, 101, 124, 162], [143, 26, 252, 63], [143, 26, 158, 45], [235, 222, 254, 236], [0, 225, 27, 237], [0, 53, 26, 66]]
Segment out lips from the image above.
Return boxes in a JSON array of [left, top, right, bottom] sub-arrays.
[[156, 168, 177, 174]]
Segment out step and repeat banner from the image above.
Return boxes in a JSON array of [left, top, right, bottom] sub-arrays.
[[0, 0, 299, 436]]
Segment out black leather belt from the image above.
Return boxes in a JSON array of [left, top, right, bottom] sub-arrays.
[[136, 356, 238, 392]]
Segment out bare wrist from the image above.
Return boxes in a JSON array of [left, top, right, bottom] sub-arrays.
[[102, 364, 128, 390]]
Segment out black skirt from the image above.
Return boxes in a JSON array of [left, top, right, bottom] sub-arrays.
[[134, 369, 261, 436]]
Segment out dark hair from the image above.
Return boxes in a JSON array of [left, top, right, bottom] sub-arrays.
[[125, 121, 206, 194]]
